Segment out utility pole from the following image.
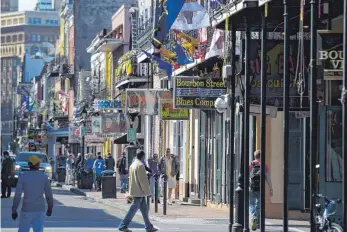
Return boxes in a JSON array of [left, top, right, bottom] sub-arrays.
[[309, 0, 318, 231], [283, 0, 290, 231]]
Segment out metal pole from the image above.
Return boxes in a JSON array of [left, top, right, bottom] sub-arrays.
[[260, 4, 268, 232], [343, 0, 347, 229], [229, 20, 236, 232], [283, 0, 290, 231], [243, 15, 250, 232], [155, 174, 159, 213], [309, 0, 318, 230], [163, 175, 167, 215], [82, 121, 85, 161]]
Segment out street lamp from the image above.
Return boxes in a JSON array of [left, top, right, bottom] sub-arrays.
[[81, 108, 87, 162]]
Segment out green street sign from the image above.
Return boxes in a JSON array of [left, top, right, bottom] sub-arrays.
[[127, 128, 136, 142], [80, 126, 87, 137]]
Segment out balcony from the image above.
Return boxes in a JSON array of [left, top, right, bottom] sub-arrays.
[[87, 33, 123, 54]]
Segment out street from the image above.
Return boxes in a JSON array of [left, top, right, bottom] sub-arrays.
[[0, 186, 311, 232]]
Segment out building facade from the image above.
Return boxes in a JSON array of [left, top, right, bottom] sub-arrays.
[[1, 0, 18, 13]]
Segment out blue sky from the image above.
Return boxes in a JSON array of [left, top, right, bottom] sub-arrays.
[[19, 0, 37, 11]]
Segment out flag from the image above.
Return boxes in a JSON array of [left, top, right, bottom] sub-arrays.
[[159, 47, 177, 64], [152, 0, 185, 48], [28, 96, 35, 112], [173, 30, 200, 58], [171, 2, 210, 31], [205, 29, 224, 60], [143, 50, 173, 81], [174, 42, 193, 66], [44, 121, 54, 132]]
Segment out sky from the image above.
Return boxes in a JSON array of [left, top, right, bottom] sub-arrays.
[[19, 0, 37, 11]]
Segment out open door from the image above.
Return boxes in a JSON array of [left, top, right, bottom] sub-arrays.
[[319, 106, 344, 225]]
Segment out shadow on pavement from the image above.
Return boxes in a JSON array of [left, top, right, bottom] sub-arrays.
[[1, 188, 143, 229]]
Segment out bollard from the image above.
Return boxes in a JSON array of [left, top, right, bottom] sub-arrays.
[[154, 174, 158, 213], [163, 174, 167, 215]]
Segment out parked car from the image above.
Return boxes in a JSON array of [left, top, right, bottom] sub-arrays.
[[13, 152, 52, 186]]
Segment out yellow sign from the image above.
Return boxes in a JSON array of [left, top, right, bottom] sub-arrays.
[[105, 52, 112, 99], [159, 99, 189, 120]]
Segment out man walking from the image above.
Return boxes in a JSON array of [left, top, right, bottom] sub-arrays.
[[105, 152, 115, 171], [118, 150, 157, 232], [1, 151, 14, 198], [148, 154, 160, 203], [117, 152, 128, 193], [93, 154, 105, 191], [12, 155, 53, 232], [249, 150, 273, 231], [159, 148, 179, 205]]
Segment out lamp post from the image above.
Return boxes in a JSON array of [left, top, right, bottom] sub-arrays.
[[81, 108, 87, 162]]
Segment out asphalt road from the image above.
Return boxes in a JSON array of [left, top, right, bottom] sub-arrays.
[[1, 187, 310, 232]]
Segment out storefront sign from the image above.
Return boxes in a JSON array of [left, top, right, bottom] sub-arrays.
[[68, 124, 81, 143], [159, 99, 189, 120], [125, 89, 172, 115], [102, 113, 127, 134], [318, 33, 343, 80], [243, 39, 310, 109], [127, 128, 137, 142], [91, 116, 102, 133], [93, 99, 122, 109], [173, 76, 226, 109]]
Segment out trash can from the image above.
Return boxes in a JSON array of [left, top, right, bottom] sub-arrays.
[[57, 167, 66, 183], [79, 168, 93, 190], [101, 170, 117, 199]]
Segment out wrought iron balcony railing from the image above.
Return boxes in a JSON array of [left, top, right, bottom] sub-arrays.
[[138, 18, 153, 40]]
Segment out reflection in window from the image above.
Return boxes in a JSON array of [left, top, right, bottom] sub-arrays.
[[326, 110, 344, 182]]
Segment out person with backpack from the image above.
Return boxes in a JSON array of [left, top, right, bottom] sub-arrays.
[[249, 150, 273, 231]]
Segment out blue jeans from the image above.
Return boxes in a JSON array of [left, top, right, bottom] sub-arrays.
[[120, 174, 128, 191], [18, 211, 45, 232], [119, 197, 153, 230], [149, 176, 159, 198], [249, 191, 260, 221]]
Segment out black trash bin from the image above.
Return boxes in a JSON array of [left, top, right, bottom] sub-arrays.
[[57, 167, 66, 183], [101, 170, 117, 199], [79, 168, 93, 190]]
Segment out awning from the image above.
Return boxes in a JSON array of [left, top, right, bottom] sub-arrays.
[[114, 134, 128, 144]]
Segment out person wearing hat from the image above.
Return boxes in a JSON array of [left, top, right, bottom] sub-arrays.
[[12, 155, 54, 232]]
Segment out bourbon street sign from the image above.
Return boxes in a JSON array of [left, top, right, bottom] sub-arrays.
[[173, 76, 226, 109]]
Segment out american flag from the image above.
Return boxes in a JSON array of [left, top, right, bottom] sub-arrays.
[[21, 101, 27, 114]]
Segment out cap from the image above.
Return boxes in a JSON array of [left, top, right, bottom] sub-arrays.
[[28, 155, 41, 166]]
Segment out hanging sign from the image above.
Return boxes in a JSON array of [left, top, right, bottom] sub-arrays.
[[318, 33, 343, 80], [68, 124, 81, 143], [173, 76, 226, 109], [102, 113, 127, 134], [127, 128, 137, 142], [159, 99, 189, 120], [91, 116, 102, 133]]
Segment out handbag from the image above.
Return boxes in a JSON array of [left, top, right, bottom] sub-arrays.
[[7, 177, 17, 188]]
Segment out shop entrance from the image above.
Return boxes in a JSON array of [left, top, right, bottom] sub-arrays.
[[319, 106, 344, 224]]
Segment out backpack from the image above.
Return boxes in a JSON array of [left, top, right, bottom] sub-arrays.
[[250, 161, 261, 191]]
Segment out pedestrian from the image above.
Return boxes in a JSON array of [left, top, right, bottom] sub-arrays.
[[117, 152, 129, 193], [75, 153, 82, 169], [148, 153, 160, 203], [1, 151, 14, 198], [118, 150, 158, 232], [12, 155, 53, 232], [159, 148, 179, 205], [249, 150, 273, 231], [105, 152, 115, 171], [85, 154, 95, 172], [93, 154, 105, 191], [65, 154, 74, 185]]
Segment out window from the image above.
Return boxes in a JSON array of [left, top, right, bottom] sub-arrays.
[[44, 35, 48, 41], [6, 36, 11, 43], [12, 35, 17, 42], [1, 37, 5, 44], [19, 18, 24, 24], [37, 35, 41, 42], [50, 20, 54, 24], [6, 19, 11, 25], [18, 34, 23, 42], [1, 20, 5, 26], [13, 19, 18, 25], [29, 18, 33, 24], [32, 34, 37, 42], [46, 19, 50, 24], [19, 46, 22, 55], [55, 20, 58, 24]]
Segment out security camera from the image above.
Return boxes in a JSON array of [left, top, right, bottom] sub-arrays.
[[215, 94, 230, 114]]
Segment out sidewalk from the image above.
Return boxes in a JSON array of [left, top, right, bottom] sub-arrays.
[[56, 182, 310, 230]]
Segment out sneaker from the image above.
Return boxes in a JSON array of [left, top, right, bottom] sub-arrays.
[[251, 219, 257, 231], [147, 227, 159, 232], [119, 227, 132, 232]]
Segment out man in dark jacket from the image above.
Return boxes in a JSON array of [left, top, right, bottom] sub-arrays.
[[105, 153, 115, 171], [1, 151, 14, 198], [117, 152, 128, 193]]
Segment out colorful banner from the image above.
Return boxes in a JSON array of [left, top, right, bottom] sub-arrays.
[[68, 124, 81, 143], [143, 50, 173, 81], [102, 113, 127, 134], [318, 33, 343, 80], [105, 52, 112, 99], [159, 99, 189, 120], [91, 116, 102, 133], [173, 75, 226, 109], [152, 0, 185, 48], [173, 30, 200, 58], [205, 29, 224, 60]]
